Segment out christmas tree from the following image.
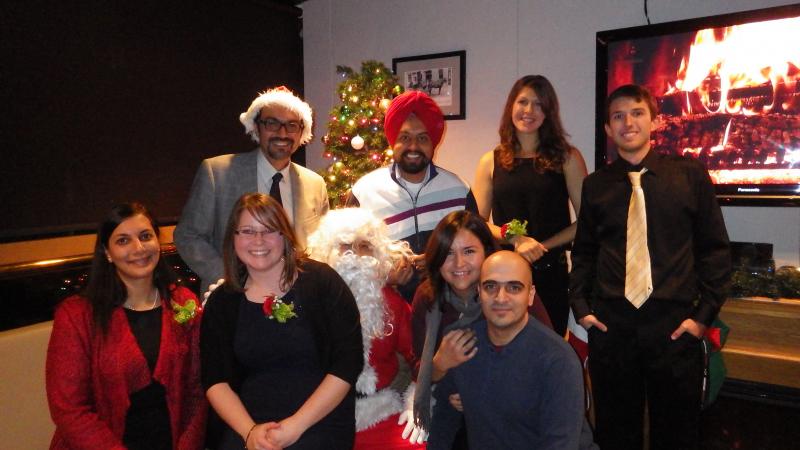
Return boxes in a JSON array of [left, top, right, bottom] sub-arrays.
[[320, 60, 403, 207]]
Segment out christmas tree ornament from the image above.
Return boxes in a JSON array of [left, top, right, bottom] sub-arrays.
[[351, 135, 365, 150]]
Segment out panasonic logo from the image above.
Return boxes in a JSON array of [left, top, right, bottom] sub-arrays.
[[737, 188, 761, 193]]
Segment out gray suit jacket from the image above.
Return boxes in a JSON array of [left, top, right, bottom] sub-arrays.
[[174, 149, 328, 289]]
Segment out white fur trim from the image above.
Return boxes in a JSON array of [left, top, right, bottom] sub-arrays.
[[239, 87, 313, 145], [402, 382, 417, 411], [356, 363, 378, 395], [355, 388, 404, 432]]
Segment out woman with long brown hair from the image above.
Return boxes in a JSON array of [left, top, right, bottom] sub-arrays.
[[46, 202, 206, 449], [473, 75, 588, 336]]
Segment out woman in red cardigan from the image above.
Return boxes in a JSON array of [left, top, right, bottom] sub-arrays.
[[46, 202, 207, 450]]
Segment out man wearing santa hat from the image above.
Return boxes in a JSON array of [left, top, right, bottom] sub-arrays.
[[175, 86, 328, 291], [308, 208, 428, 450], [347, 90, 477, 299]]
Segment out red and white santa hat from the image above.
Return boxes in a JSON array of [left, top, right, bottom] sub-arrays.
[[239, 86, 314, 145]]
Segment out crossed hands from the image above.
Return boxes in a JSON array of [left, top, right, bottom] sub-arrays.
[[245, 418, 302, 450]]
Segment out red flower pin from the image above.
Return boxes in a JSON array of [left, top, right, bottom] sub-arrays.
[[262, 294, 297, 323], [262, 295, 276, 316]]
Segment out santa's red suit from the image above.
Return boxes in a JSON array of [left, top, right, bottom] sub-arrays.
[[354, 286, 427, 450]]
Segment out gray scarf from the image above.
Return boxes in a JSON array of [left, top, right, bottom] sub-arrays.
[[413, 286, 482, 431]]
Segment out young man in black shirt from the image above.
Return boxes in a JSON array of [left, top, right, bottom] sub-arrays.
[[569, 84, 731, 450]]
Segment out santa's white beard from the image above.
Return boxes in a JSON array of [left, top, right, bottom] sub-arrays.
[[332, 253, 388, 340]]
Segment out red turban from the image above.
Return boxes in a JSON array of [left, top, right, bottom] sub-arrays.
[[384, 91, 445, 149]]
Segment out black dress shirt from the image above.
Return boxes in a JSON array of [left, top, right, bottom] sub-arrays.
[[569, 150, 731, 326]]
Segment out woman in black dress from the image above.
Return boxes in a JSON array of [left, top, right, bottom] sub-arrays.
[[200, 193, 363, 450], [473, 75, 588, 336]]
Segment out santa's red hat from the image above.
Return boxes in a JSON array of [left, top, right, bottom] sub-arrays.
[[239, 86, 313, 145]]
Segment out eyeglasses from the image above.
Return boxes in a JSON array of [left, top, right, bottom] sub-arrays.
[[338, 240, 375, 256], [256, 117, 304, 134], [235, 227, 280, 239], [480, 280, 528, 296]]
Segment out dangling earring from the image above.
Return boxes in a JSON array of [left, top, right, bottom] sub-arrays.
[[107, 256, 113, 263]]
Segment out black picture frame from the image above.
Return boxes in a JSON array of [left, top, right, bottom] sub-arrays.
[[393, 50, 466, 120]]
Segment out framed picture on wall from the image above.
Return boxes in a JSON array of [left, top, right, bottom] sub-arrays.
[[392, 50, 466, 120]]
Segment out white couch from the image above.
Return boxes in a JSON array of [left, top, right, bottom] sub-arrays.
[[0, 321, 55, 450]]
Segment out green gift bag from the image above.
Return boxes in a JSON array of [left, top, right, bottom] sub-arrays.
[[701, 318, 730, 409]]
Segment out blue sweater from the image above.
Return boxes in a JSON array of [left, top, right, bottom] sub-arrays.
[[439, 318, 584, 449]]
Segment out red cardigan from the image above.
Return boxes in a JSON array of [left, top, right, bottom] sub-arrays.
[[46, 286, 207, 450]]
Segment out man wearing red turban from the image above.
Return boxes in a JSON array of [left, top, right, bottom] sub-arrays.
[[347, 91, 478, 300]]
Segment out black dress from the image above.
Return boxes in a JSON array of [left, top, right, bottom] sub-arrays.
[[492, 155, 571, 335], [201, 260, 363, 450], [123, 307, 172, 450]]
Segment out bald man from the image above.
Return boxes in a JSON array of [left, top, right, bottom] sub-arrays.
[[435, 251, 586, 450], [346, 91, 477, 299]]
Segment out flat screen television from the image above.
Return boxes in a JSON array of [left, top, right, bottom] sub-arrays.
[[596, 4, 800, 206]]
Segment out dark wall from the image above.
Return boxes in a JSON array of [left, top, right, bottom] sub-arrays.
[[0, 0, 304, 241]]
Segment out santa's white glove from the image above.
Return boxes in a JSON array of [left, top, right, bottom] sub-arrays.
[[397, 382, 428, 444], [398, 410, 428, 444], [202, 278, 225, 306]]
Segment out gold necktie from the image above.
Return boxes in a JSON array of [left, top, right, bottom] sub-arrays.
[[625, 169, 652, 308]]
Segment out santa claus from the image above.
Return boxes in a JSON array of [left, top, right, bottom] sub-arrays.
[[308, 208, 427, 449]]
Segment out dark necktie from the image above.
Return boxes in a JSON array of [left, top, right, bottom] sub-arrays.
[[270, 172, 283, 206]]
